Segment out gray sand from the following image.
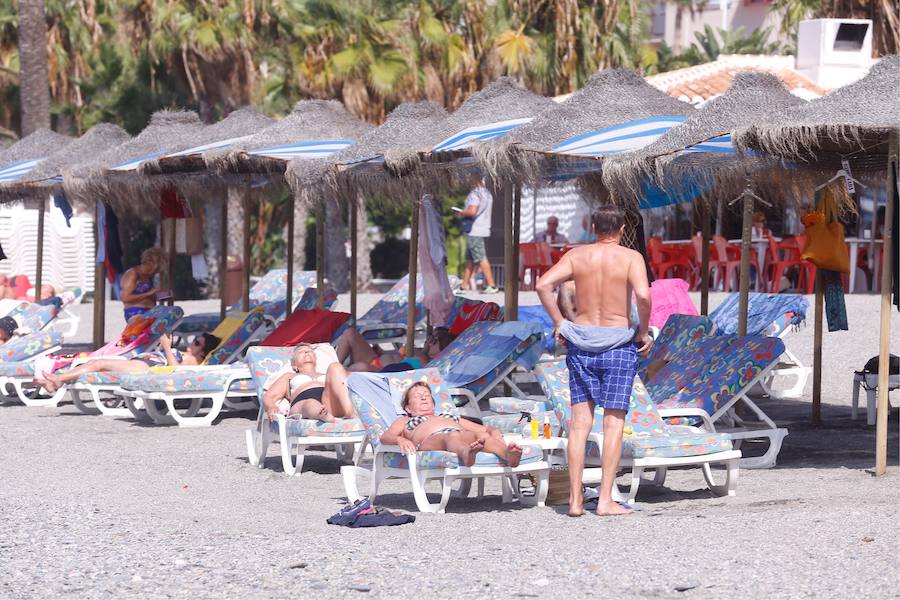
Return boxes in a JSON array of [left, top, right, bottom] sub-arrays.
[[1, 292, 897, 598]]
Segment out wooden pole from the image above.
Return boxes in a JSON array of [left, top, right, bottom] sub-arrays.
[[737, 191, 754, 336], [242, 178, 251, 311], [875, 137, 897, 476], [812, 271, 824, 426], [406, 197, 420, 354], [511, 185, 521, 320], [700, 202, 711, 316], [316, 205, 326, 308], [503, 184, 517, 321], [350, 194, 358, 321], [219, 197, 228, 323], [35, 197, 45, 299], [166, 217, 176, 307], [286, 193, 295, 317], [92, 204, 106, 349]]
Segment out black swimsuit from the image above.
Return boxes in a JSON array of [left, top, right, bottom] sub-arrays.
[[290, 386, 324, 407]]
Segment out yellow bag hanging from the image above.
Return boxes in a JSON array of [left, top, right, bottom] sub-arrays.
[[800, 187, 850, 273]]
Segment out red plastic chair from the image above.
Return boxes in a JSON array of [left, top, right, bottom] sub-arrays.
[[647, 237, 694, 284], [519, 242, 553, 290], [712, 236, 742, 292], [691, 234, 718, 291]]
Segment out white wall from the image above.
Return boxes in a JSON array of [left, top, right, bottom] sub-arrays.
[[661, 0, 785, 52]]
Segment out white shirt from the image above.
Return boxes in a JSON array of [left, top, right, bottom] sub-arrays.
[[536, 230, 569, 244], [464, 186, 493, 237]]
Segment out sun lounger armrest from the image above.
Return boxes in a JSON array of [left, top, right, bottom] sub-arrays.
[[449, 387, 476, 408], [657, 408, 716, 432]]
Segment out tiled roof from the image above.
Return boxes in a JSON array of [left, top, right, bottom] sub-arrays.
[[645, 54, 828, 105]]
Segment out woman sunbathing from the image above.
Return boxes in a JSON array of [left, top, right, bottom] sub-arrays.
[[36, 333, 220, 393], [380, 382, 523, 467], [263, 343, 356, 422], [334, 326, 455, 372]]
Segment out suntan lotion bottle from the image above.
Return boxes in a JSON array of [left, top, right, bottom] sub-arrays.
[[530, 414, 539, 439], [543, 416, 551, 439]]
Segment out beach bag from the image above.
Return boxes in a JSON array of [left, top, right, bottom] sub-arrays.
[[800, 188, 850, 273], [460, 216, 474, 234]]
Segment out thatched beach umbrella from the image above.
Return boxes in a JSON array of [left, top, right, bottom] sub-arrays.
[[0, 128, 71, 189], [285, 101, 448, 319], [473, 69, 694, 188], [736, 56, 900, 476]]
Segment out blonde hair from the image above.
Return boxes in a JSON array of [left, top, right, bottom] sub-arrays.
[[141, 247, 168, 273]]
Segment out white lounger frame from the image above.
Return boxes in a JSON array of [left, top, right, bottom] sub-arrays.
[[0, 344, 63, 407]]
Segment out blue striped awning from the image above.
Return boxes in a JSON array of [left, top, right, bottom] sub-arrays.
[[248, 140, 354, 161], [160, 136, 252, 159], [110, 151, 165, 172], [431, 118, 533, 154], [681, 134, 734, 154], [549, 116, 689, 157], [0, 158, 44, 183]]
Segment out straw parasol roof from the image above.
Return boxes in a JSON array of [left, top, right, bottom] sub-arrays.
[[285, 101, 448, 205], [62, 110, 204, 214], [473, 69, 694, 186], [603, 71, 806, 207], [206, 100, 372, 177], [0, 123, 129, 204], [0, 128, 71, 178], [735, 55, 900, 174]]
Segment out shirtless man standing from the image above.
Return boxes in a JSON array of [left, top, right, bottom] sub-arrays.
[[536, 205, 652, 516]]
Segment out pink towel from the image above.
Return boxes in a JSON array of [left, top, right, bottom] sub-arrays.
[[650, 278, 698, 329]]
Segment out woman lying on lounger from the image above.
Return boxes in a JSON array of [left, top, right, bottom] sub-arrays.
[[262, 343, 356, 423], [334, 326, 455, 372], [35, 333, 220, 393], [380, 381, 523, 467]]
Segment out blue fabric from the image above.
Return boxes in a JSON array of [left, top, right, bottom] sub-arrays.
[[51, 190, 73, 227], [823, 270, 848, 332], [123, 306, 150, 321], [565, 344, 637, 411], [559, 320, 635, 353], [709, 293, 808, 335], [518, 305, 556, 352], [435, 321, 541, 388]]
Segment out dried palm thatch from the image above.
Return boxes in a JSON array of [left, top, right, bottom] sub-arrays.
[[285, 101, 448, 206], [473, 69, 694, 186], [206, 100, 372, 180], [735, 55, 900, 175], [63, 110, 204, 216], [406, 77, 554, 192], [602, 72, 806, 209], [0, 124, 129, 204], [0, 129, 72, 196]]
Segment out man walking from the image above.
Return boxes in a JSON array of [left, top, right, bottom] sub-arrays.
[[536, 205, 652, 516], [460, 177, 498, 294]]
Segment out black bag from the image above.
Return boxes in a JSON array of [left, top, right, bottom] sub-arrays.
[[862, 354, 900, 375], [460, 216, 474, 234]]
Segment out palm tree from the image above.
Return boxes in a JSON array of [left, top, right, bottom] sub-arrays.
[[17, 0, 51, 134]]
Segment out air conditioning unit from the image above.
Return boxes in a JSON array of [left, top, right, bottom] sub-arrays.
[[796, 18, 874, 89]]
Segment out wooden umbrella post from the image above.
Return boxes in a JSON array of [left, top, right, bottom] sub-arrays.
[[242, 178, 251, 312], [92, 204, 106, 350], [35, 196, 45, 299], [406, 196, 420, 354], [737, 191, 753, 336], [700, 202, 711, 315], [511, 184, 522, 320], [350, 194, 358, 321], [875, 137, 897, 476], [286, 193, 295, 317], [219, 197, 228, 323], [503, 183, 517, 321], [166, 217, 176, 307], [316, 204, 326, 308], [812, 270, 824, 426]]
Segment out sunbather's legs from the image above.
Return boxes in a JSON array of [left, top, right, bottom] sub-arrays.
[[596, 409, 632, 516], [40, 359, 150, 392], [479, 435, 523, 468], [418, 430, 483, 467], [334, 327, 377, 368], [567, 401, 594, 517], [321, 363, 356, 418]]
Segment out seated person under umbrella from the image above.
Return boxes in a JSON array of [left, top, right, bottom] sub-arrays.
[[333, 326, 456, 372]]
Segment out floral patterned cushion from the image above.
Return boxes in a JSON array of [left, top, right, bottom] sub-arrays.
[[173, 313, 222, 335], [8, 302, 59, 332], [639, 314, 714, 375], [381, 443, 543, 469], [249, 269, 318, 303], [77, 371, 124, 386], [0, 331, 62, 363], [358, 275, 425, 339], [0, 361, 36, 377], [204, 310, 267, 365], [117, 368, 254, 393], [272, 417, 365, 438]]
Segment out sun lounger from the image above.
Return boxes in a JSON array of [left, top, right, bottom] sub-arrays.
[[645, 334, 788, 468], [341, 367, 550, 513], [709, 292, 809, 398], [0, 305, 183, 409], [6, 301, 60, 334], [109, 309, 270, 426], [355, 275, 424, 344], [0, 331, 65, 405], [533, 359, 740, 503], [244, 343, 366, 476]]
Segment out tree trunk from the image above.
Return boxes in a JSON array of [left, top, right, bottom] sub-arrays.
[[226, 186, 245, 261], [17, 0, 51, 135], [324, 200, 349, 292], [354, 196, 372, 292], [203, 199, 222, 294], [289, 199, 307, 276]]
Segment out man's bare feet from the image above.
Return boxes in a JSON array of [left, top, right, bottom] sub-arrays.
[[504, 443, 523, 468], [595, 500, 634, 516]]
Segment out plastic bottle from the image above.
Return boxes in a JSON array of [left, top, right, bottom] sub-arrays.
[[543, 416, 551, 439], [530, 414, 539, 439]]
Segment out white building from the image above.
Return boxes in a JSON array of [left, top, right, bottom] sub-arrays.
[[649, 0, 785, 53]]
